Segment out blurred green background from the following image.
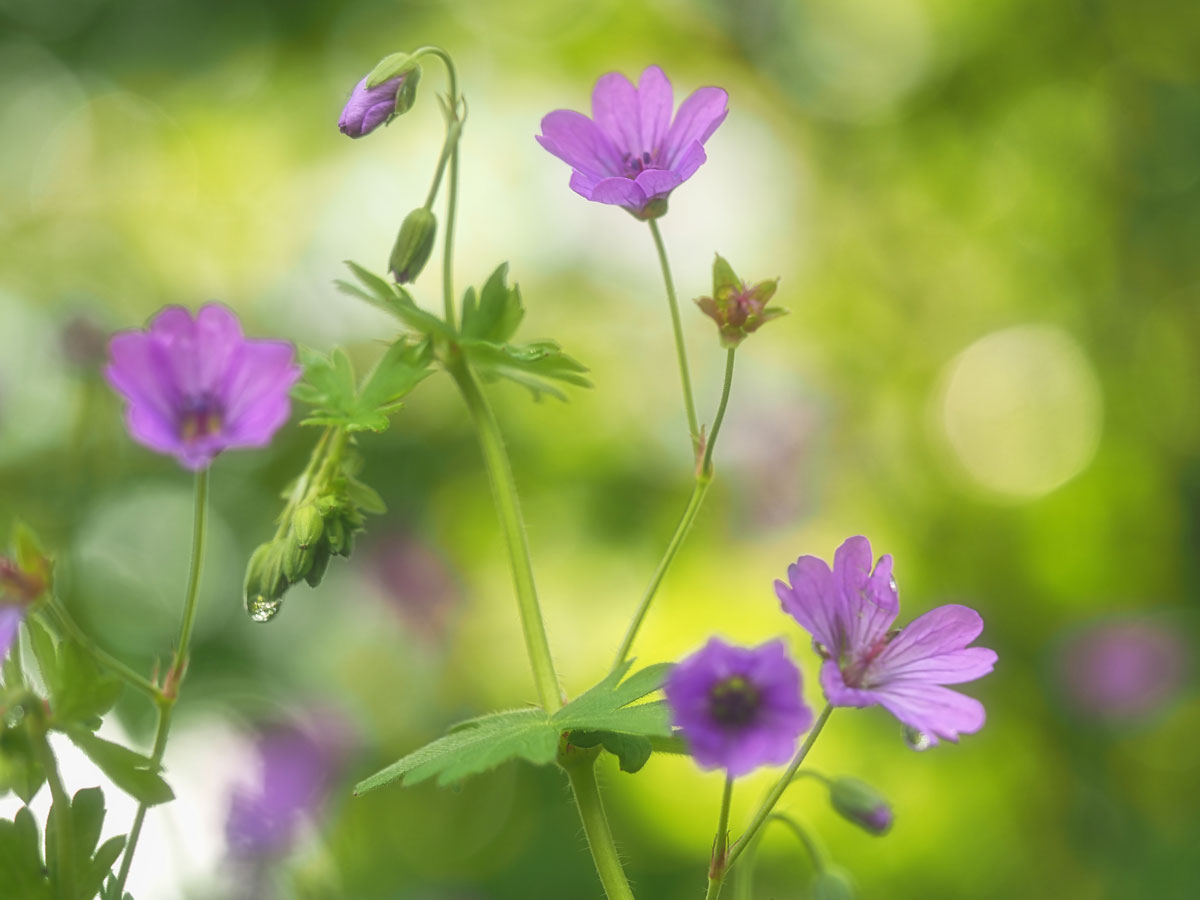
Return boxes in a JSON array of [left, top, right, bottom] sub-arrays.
[[1, 0, 1198, 897]]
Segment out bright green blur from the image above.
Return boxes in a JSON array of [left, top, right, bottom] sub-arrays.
[[1, 0, 1197, 898]]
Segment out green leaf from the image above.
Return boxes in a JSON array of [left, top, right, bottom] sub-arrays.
[[343, 477, 386, 515], [569, 731, 653, 774], [553, 662, 674, 738], [355, 708, 559, 793], [0, 692, 47, 803], [463, 338, 591, 401], [52, 642, 122, 727], [337, 261, 451, 338], [0, 807, 51, 899], [460, 263, 524, 343], [297, 340, 433, 433], [647, 732, 690, 755], [45, 787, 126, 900], [67, 730, 174, 806]]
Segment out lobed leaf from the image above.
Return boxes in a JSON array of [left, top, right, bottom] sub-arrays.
[[355, 708, 558, 793], [67, 730, 174, 807], [554, 662, 675, 739]]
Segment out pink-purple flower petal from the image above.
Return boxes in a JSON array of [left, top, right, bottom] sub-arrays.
[[0, 605, 23, 662], [873, 682, 987, 744], [663, 86, 728, 167], [105, 304, 300, 470], [537, 110, 620, 178], [776, 555, 841, 653]]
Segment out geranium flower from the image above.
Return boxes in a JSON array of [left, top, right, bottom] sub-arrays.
[[776, 536, 997, 746], [105, 305, 300, 471], [537, 65, 728, 219], [664, 638, 812, 777], [338, 74, 408, 138]]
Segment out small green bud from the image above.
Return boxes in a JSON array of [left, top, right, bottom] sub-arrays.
[[305, 540, 332, 588], [389, 207, 438, 284], [828, 776, 893, 835], [292, 504, 324, 550], [244, 542, 285, 603], [811, 868, 856, 900], [324, 516, 346, 555], [283, 541, 315, 583]]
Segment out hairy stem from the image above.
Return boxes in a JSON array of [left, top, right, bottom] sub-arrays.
[[700, 349, 736, 477], [704, 776, 735, 899], [564, 753, 637, 900], [648, 219, 700, 453], [448, 360, 561, 712], [113, 468, 210, 895]]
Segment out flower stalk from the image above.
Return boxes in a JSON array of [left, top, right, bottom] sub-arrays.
[[648, 218, 700, 454], [113, 468, 210, 895]]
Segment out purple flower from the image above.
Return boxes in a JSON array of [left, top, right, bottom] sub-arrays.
[[105, 305, 301, 471], [664, 638, 813, 777], [537, 65, 728, 219], [1059, 620, 1188, 721], [226, 718, 346, 857], [776, 536, 997, 746], [0, 605, 22, 663], [339, 74, 406, 138]]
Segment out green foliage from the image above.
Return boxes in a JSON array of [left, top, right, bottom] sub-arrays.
[[26, 619, 121, 731], [355, 662, 674, 792], [460, 264, 591, 401], [293, 339, 433, 434], [336, 261, 451, 339], [46, 787, 127, 900], [66, 730, 173, 807], [0, 692, 46, 804], [0, 789, 126, 900]]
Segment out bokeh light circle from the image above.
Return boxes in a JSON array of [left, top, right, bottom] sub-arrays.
[[938, 324, 1103, 499]]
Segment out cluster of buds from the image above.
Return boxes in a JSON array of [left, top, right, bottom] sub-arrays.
[[695, 254, 786, 348], [243, 481, 368, 622]]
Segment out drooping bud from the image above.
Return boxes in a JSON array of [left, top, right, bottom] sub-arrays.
[[828, 776, 893, 835], [389, 208, 438, 284], [694, 254, 786, 347], [244, 542, 286, 622], [291, 504, 324, 550], [338, 56, 422, 139], [811, 868, 856, 900]]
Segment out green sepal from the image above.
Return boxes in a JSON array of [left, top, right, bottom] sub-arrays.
[[365, 52, 419, 89], [65, 730, 173, 807], [712, 254, 741, 297]]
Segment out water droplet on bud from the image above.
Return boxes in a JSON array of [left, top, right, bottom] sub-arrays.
[[246, 593, 282, 623], [902, 725, 934, 752]]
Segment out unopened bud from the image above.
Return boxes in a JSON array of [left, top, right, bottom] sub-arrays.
[[305, 541, 332, 588], [291, 504, 324, 550], [389, 208, 438, 284], [828, 776, 893, 835], [811, 868, 856, 900], [339, 60, 421, 139], [244, 542, 285, 603], [695, 254, 786, 348]]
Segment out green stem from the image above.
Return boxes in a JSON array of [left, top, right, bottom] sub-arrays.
[[704, 776, 735, 899], [564, 754, 636, 900], [38, 733, 75, 898], [768, 814, 825, 872], [613, 477, 709, 668], [726, 705, 833, 871], [700, 349, 736, 477], [648, 218, 700, 453], [410, 45, 463, 328], [42, 602, 162, 701], [113, 468, 210, 895], [448, 360, 561, 712]]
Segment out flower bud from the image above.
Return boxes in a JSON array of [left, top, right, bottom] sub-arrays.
[[304, 540, 332, 588], [338, 63, 421, 139], [291, 504, 324, 550], [811, 868, 856, 900], [283, 541, 315, 583], [828, 776, 893, 835], [244, 542, 285, 604], [389, 208, 438, 284], [695, 254, 786, 348]]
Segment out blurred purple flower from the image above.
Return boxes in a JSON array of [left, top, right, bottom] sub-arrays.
[[339, 74, 405, 138], [664, 638, 813, 777], [0, 605, 22, 663], [226, 717, 347, 858], [104, 305, 300, 470], [1059, 620, 1189, 720], [537, 65, 728, 219], [369, 533, 460, 642], [776, 536, 997, 746]]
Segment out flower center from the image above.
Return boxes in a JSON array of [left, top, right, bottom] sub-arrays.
[[178, 397, 224, 442], [708, 675, 761, 728], [841, 629, 902, 688], [621, 150, 658, 178]]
